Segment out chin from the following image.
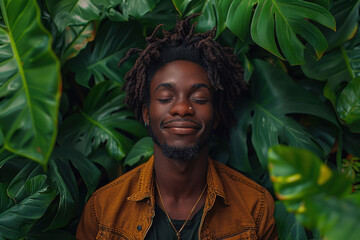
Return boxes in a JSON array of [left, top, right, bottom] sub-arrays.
[[160, 142, 199, 162]]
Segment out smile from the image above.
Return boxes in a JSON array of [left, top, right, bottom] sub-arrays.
[[161, 119, 201, 135]]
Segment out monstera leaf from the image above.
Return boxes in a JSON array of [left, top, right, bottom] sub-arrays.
[[302, 18, 360, 132], [0, 0, 61, 166], [268, 145, 359, 240], [70, 21, 144, 87], [226, 0, 335, 65], [59, 81, 147, 161], [45, 0, 101, 33], [229, 59, 338, 173]]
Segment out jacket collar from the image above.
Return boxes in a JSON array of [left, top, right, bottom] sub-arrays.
[[127, 156, 229, 206]]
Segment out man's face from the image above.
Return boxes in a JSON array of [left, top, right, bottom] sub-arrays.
[[143, 60, 218, 160]]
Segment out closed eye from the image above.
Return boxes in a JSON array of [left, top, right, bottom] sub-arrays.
[[157, 98, 172, 103], [192, 99, 209, 104]]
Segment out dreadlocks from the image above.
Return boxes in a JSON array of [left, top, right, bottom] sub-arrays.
[[119, 13, 247, 137]]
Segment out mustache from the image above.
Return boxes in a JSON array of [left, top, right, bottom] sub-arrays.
[[160, 118, 201, 128]]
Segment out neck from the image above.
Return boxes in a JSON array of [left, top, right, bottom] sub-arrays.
[[153, 144, 208, 199]]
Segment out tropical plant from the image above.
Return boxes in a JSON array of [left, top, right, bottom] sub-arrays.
[[0, 0, 359, 239]]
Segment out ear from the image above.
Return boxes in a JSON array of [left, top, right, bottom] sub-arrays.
[[142, 104, 149, 126], [213, 112, 220, 130]]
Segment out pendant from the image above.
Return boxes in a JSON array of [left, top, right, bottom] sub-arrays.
[[177, 232, 180, 240]]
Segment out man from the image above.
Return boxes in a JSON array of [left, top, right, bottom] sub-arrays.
[[76, 14, 278, 240]]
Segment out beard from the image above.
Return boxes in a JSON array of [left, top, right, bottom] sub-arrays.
[[148, 124, 200, 162]]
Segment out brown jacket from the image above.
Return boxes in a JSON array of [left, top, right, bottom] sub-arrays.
[[76, 156, 278, 239]]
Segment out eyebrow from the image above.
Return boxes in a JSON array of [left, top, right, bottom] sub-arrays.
[[154, 83, 174, 94], [154, 83, 211, 94], [192, 83, 211, 91]]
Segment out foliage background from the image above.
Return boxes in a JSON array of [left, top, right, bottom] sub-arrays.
[[0, 0, 360, 239]]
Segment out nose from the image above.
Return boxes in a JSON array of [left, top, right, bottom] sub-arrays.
[[169, 99, 194, 117]]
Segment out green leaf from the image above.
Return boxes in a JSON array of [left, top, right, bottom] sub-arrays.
[[323, 0, 360, 50], [0, 175, 55, 239], [53, 146, 101, 200], [193, 0, 216, 33], [140, 0, 178, 29], [0, 183, 12, 214], [69, 20, 144, 87], [60, 21, 96, 64], [181, 0, 231, 38], [93, 0, 160, 20], [46, 158, 78, 230], [59, 81, 147, 161], [226, 0, 335, 65], [336, 76, 360, 132], [0, 148, 17, 167], [303, 195, 360, 240], [7, 162, 43, 202], [45, 0, 101, 32], [274, 202, 307, 240], [90, 148, 121, 181], [172, 0, 192, 15], [230, 59, 338, 170], [268, 145, 352, 211], [0, 0, 61, 166], [120, 0, 160, 19], [124, 137, 153, 167], [302, 47, 353, 82], [302, 22, 360, 106]]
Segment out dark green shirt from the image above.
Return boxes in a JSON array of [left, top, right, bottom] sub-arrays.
[[145, 205, 204, 240]]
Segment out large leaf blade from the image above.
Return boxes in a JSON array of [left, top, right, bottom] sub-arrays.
[[268, 145, 359, 240], [70, 21, 144, 87], [227, 0, 335, 65], [45, 0, 101, 33], [0, 0, 61, 166], [230, 59, 338, 171], [0, 175, 55, 239], [304, 195, 360, 240], [336, 76, 360, 132], [59, 81, 147, 161], [124, 137, 153, 167], [59, 22, 96, 64], [268, 145, 352, 206]]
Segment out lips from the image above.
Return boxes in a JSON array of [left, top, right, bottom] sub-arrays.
[[161, 119, 201, 135]]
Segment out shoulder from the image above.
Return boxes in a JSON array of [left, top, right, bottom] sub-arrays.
[[212, 160, 275, 211], [207, 160, 277, 238], [90, 163, 146, 201]]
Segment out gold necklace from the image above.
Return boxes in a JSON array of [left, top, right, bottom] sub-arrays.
[[155, 179, 207, 240]]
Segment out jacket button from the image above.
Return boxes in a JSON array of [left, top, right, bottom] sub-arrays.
[[137, 225, 142, 231]]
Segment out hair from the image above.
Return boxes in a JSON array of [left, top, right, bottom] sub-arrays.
[[119, 13, 247, 137]]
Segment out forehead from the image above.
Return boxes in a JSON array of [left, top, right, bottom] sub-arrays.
[[149, 60, 210, 91]]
